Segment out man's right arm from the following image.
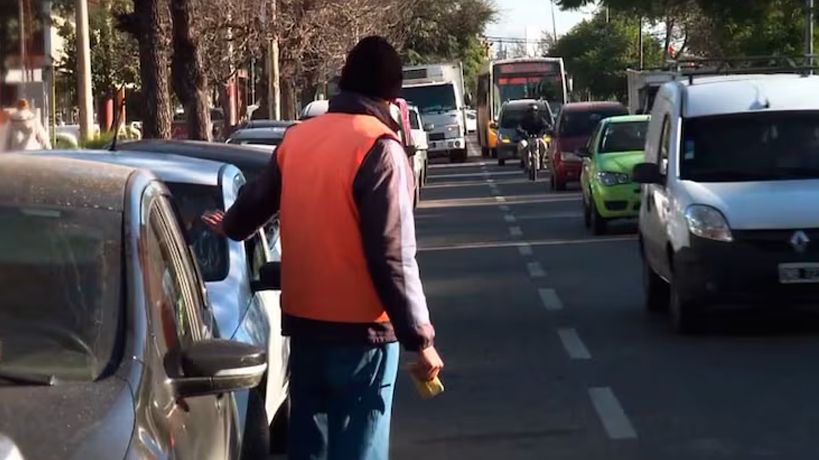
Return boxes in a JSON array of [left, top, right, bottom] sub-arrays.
[[222, 151, 282, 241]]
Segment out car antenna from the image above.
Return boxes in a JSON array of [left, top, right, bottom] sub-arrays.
[[109, 84, 126, 152]]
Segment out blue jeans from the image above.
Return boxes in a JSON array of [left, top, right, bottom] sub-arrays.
[[287, 340, 400, 460]]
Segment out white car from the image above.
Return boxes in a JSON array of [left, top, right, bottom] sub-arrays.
[[299, 100, 329, 120], [465, 109, 478, 133], [407, 105, 430, 194], [634, 73, 819, 333]]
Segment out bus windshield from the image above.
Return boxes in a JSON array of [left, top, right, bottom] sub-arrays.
[[491, 61, 566, 115], [401, 84, 457, 115]]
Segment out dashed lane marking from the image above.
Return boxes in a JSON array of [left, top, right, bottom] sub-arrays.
[[526, 261, 546, 278], [538, 288, 564, 311], [518, 243, 533, 257], [504, 214, 517, 223], [509, 226, 523, 238], [499, 204, 511, 212], [495, 196, 507, 203], [419, 236, 635, 252], [589, 387, 638, 440], [557, 328, 591, 359]]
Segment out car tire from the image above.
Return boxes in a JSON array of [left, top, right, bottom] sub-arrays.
[[555, 177, 567, 191], [450, 149, 468, 163], [269, 398, 290, 454], [590, 200, 607, 235], [481, 146, 489, 157], [498, 158, 506, 166], [642, 252, 669, 312], [490, 148, 497, 159], [413, 184, 420, 209], [670, 276, 704, 334], [241, 388, 270, 460]]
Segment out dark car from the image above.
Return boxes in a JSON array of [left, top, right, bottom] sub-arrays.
[[0, 154, 270, 460], [549, 101, 628, 190], [493, 100, 553, 166]]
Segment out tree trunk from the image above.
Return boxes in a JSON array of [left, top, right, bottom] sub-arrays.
[[663, 17, 675, 62], [118, 0, 172, 139], [170, 0, 211, 141]]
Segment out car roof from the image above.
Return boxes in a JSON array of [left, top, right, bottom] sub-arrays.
[[561, 101, 627, 112], [229, 127, 288, 140], [603, 114, 651, 124], [300, 100, 329, 119], [503, 99, 548, 109], [115, 139, 271, 172], [240, 119, 297, 129], [678, 74, 819, 118], [30, 150, 230, 186], [0, 153, 135, 212]]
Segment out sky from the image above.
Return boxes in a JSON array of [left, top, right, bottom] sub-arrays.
[[485, 0, 598, 42]]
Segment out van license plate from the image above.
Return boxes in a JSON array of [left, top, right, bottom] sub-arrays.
[[779, 263, 819, 284]]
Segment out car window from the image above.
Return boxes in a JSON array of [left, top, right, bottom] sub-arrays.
[[245, 231, 269, 281], [560, 108, 628, 137], [410, 111, 421, 130], [165, 182, 229, 282], [599, 121, 649, 154], [658, 115, 671, 174], [0, 204, 122, 382]]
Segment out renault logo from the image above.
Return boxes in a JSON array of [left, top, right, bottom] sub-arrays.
[[790, 231, 811, 253]]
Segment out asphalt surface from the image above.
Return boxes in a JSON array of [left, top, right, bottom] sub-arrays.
[[389, 137, 819, 459]]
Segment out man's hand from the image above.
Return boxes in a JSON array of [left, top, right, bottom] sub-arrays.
[[201, 210, 227, 236], [411, 346, 444, 382]]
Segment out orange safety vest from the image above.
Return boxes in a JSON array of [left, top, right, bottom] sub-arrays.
[[276, 113, 398, 323]]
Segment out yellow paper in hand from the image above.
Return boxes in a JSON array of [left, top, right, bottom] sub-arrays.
[[411, 375, 444, 400]]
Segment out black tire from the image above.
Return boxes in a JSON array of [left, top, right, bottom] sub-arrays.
[[269, 399, 289, 454], [481, 146, 489, 157], [554, 175, 567, 191], [450, 149, 468, 163], [670, 277, 704, 334], [643, 252, 669, 312], [529, 156, 537, 181], [498, 158, 506, 166], [590, 200, 607, 235], [241, 389, 270, 460], [550, 174, 556, 191], [490, 148, 497, 158]]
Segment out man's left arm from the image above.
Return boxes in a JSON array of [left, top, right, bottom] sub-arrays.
[[222, 151, 282, 241]]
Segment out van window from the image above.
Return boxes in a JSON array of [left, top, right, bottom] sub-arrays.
[[410, 111, 421, 130], [559, 107, 627, 137], [681, 111, 819, 182], [658, 116, 671, 174]]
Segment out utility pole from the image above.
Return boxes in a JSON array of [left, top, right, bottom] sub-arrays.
[[807, 0, 815, 71], [638, 17, 644, 70], [75, 0, 93, 140], [267, 0, 281, 120], [550, 0, 558, 44]]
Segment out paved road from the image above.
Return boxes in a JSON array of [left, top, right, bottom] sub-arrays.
[[390, 138, 819, 459]]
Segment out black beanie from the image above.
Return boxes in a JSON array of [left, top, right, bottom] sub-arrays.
[[339, 36, 403, 101]]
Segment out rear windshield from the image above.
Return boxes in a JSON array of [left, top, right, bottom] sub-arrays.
[[681, 111, 819, 182], [166, 183, 229, 282], [599, 121, 649, 153], [560, 107, 628, 137], [0, 205, 122, 382], [228, 138, 281, 147], [500, 104, 552, 129]]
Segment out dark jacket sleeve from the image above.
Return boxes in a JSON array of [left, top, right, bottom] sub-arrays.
[[222, 151, 282, 241], [353, 136, 435, 351]]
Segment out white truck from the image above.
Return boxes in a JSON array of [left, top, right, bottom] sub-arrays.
[[400, 62, 469, 163], [626, 69, 677, 115]]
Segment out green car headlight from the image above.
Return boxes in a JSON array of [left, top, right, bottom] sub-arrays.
[[596, 171, 630, 186]]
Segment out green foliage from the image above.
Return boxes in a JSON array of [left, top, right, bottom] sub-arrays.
[[401, 0, 497, 98], [551, 12, 663, 101], [80, 131, 116, 149]]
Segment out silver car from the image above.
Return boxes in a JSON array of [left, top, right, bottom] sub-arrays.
[[28, 150, 289, 456]]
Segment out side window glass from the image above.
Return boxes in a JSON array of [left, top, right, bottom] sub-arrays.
[[658, 116, 671, 174], [245, 231, 268, 280]]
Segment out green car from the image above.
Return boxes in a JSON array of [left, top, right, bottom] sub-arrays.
[[579, 115, 650, 234]]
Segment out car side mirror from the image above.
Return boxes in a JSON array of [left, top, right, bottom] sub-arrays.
[[251, 261, 281, 292], [633, 162, 664, 184], [423, 122, 434, 132], [172, 340, 266, 398]]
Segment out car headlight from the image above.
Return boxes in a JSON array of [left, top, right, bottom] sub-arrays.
[[684, 205, 733, 242], [596, 171, 630, 186]]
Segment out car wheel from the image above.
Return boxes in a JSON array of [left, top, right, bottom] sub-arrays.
[[490, 148, 497, 159], [670, 276, 704, 334], [590, 200, 607, 235], [241, 388, 270, 460], [269, 398, 289, 454], [498, 158, 506, 166], [481, 146, 489, 157], [554, 176, 567, 191], [642, 252, 669, 312]]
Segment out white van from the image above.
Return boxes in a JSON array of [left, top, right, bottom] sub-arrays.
[[634, 74, 819, 333]]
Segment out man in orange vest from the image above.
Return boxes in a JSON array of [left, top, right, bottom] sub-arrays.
[[203, 36, 442, 459]]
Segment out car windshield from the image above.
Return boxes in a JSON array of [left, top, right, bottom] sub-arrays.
[[400, 84, 457, 114], [560, 108, 627, 137], [599, 121, 648, 153], [166, 183, 229, 282], [681, 111, 819, 182], [0, 205, 122, 382]]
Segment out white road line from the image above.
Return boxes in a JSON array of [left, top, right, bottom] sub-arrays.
[[509, 226, 523, 238], [499, 204, 511, 212], [495, 196, 507, 203], [504, 214, 517, 223], [538, 288, 564, 311], [557, 328, 591, 359], [487, 178, 495, 183], [589, 387, 638, 440], [517, 243, 533, 256], [419, 235, 635, 252], [431, 171, 521, 179], [526, 261, 545, 278]]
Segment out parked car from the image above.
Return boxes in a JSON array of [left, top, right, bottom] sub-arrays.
[[549, 101, 628, 190], [237, 119, 298, 130], [27, 150, 289, 456], [0, 154, 267, 459], [113, 140, 282, 260], [299, 100, 329, 120], [465, 109, 478, 133], [408, 104, 430, 188], [227, 126, 293, 150], [392, 98, 428, 208], [492, 100, 554, 167], [634, 74, 819, 333], [580, 114, 650, 234]]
